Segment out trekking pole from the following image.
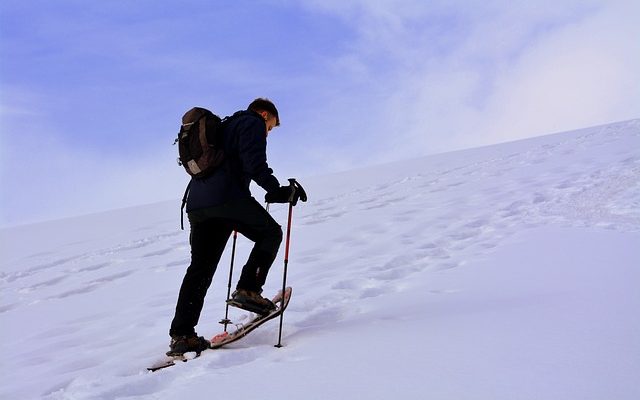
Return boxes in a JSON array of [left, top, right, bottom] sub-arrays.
[[219, 230, 238, 332], [275, 201, 294, 348], [274, 178, 307, 348]]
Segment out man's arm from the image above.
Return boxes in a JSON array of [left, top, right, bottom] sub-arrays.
[[236, 117, 280, 193]]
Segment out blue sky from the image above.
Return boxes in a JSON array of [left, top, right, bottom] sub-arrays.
[[1, 0, 638, 226]]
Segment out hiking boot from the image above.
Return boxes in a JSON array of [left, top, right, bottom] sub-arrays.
[[228, 289, 276, 315], [166, 334, 210, 356]]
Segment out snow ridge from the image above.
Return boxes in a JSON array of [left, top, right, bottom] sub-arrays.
[[1, 119, 639, 399]]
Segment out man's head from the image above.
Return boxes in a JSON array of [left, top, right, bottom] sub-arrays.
[[248, 98, 280, 134]]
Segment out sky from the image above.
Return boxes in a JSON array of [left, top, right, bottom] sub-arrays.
[[1, 0, 639, 227]]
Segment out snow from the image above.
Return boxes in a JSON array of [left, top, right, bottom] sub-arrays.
[[1, 119, 639, 399]]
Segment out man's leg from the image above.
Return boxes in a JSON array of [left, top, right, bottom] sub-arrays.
[[229, 199, 283, 292], [169, 217, 232, 337]]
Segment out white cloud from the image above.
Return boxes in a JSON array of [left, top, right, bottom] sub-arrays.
[[0, 131, 186, 227], [3, 1, 638, 224], [485, 2, 640, 139], [298, 0, 640, 162]]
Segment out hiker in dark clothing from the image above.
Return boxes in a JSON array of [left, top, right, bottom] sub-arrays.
[[167, 98, 305, 356]]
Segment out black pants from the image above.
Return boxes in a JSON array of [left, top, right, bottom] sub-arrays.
[[169, 198, 283, 337]]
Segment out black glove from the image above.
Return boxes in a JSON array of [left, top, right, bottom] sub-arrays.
[[265, 178, 308, 206], [265, 186, 294, 204]]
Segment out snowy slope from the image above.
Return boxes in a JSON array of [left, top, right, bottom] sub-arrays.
[[1, 119, 639, 400]]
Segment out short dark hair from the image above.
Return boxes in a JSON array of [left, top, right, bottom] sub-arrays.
[[248, 98, 280, 126]]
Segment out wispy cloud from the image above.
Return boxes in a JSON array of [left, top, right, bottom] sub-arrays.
[[0, 131, 185, 226], [295, 0, 640, 163], [1, 0, 638, 225]]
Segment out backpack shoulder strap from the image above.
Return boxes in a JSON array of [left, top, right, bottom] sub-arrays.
[[180, 180, 192, 230]]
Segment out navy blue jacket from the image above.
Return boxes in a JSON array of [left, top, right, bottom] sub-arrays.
[[185, 110, 281, 212]]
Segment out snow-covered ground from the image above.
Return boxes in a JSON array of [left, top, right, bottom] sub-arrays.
[[1, 119, 639, 399]]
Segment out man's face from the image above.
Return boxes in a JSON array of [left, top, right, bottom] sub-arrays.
[[263, 112, 278, 136]]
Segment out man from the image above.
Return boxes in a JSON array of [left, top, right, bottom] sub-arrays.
[[167, 98, 305, 356]]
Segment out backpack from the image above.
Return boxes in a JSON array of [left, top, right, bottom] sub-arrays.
[[175, 107, 228, 229], [175, 107, 226, 179]]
